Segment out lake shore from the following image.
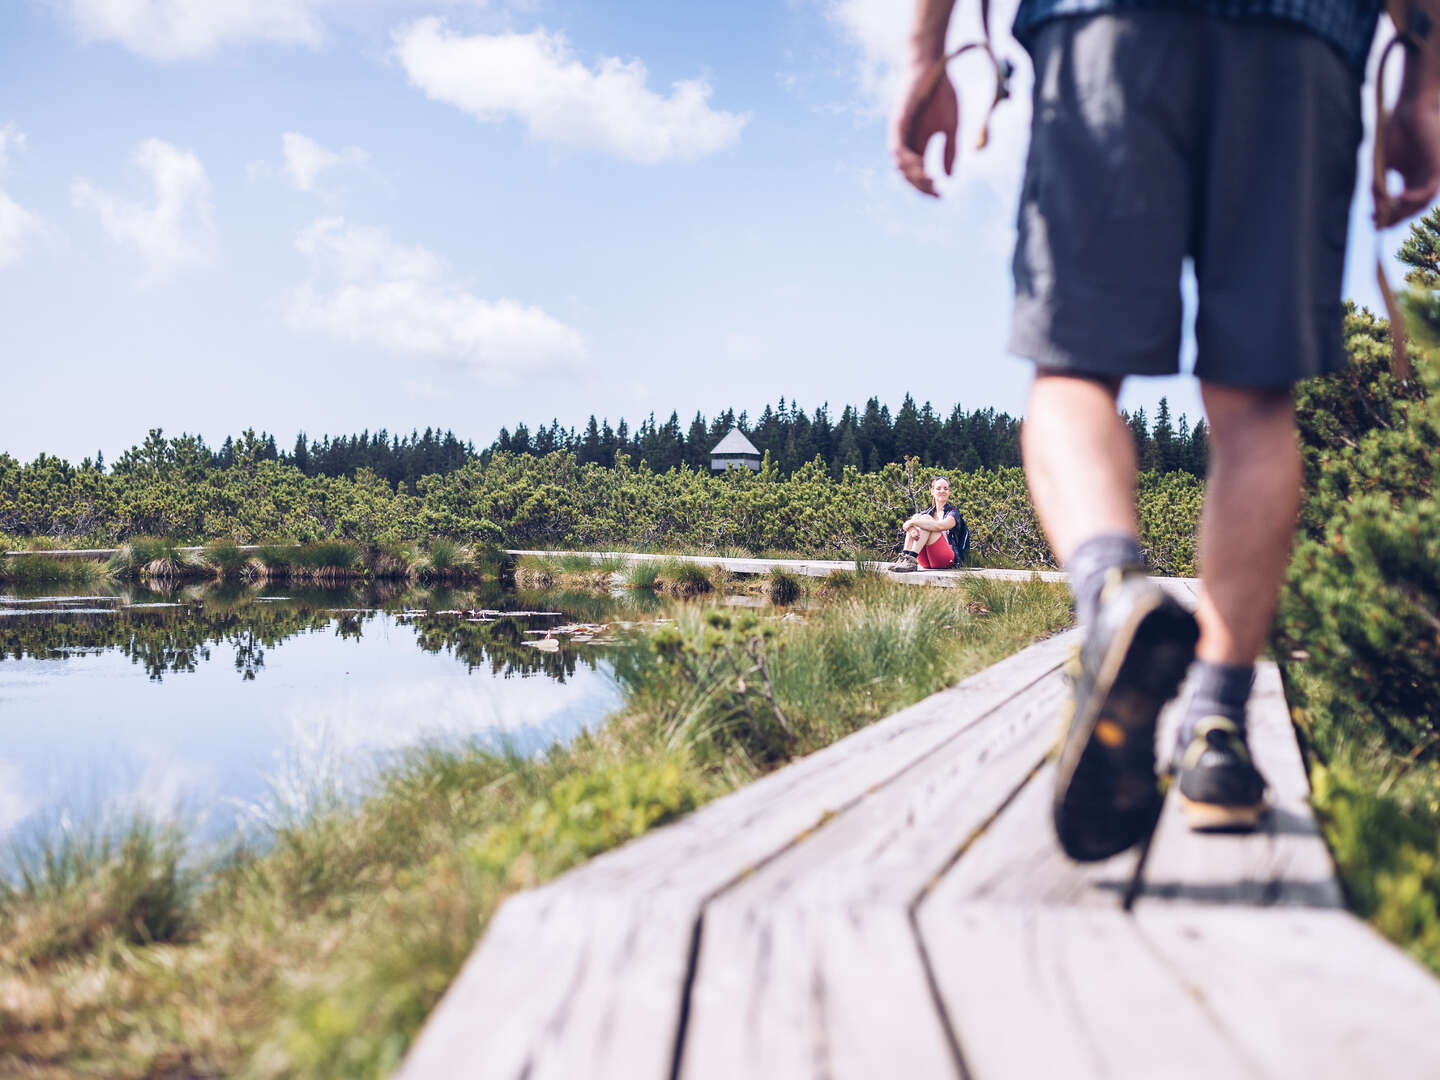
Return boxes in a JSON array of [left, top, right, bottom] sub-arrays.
[[0, 574, 1072, 1078]]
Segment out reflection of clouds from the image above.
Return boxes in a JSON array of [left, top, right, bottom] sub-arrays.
[[0, 759, 33, 833], [113, 743, 214, 824], [0, 611, 629, 848], [280, 667, 622, 756], [237, 665, 625, 831]]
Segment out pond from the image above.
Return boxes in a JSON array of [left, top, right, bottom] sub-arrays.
[[0, 580, 666, 851]]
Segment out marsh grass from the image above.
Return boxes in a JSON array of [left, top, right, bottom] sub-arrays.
[[621, 559, 662, 589], [0, 554, 109, 587], [413, 538, 473, 585], [510, 553, 622, 591], [511, 554, 557, 589], [369, 540, 419, 580], [203, 539, 250, 580], [0, 816, 195, 968], [765, 567, 803, 604], [108, 537, 209, 584], [1, 576, 1072, 1078], [653, 559, 713, 597]]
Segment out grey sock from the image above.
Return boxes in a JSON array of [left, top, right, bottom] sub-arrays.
[[1067, 533, 1144, 627], [1178, 661, 1254, 748]]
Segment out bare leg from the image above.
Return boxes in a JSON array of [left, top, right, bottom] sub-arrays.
[[1020, 372, 1138, 562], [1193, 383, 1302, 664], [903, 524, 945, 554]]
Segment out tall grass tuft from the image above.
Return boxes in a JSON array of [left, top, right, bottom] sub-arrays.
[[369, 541, 419, 580], [512, 555, 557, 589], [765, 567, 803, 604], [296, 540, 363, 575], [203, 539, 249, 580], [621, 559, 662, 590], [254, 543, 298, 577], [654, 559, 713, 597], [416, 538, 475, 584], [0, 816, 195, 966], [248, 541, 365, 583], [108, 537, 208, 584]]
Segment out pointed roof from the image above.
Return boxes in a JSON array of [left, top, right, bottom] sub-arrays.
[[710, 428, 760, 456]]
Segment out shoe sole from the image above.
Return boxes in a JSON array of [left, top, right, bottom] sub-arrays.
[[1053, 590, 1198, 862], [1179, 795, 1268, 832]]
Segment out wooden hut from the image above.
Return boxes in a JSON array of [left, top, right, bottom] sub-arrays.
[[709, 428, 761, 472]]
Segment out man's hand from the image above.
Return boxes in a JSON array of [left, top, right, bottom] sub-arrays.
[[892, 57, 958, 198], [1378, 90, 1440, 226], [1377, 47, 1440, 227]]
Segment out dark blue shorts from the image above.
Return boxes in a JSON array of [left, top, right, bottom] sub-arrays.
[[1009, 12, 1363, 387]]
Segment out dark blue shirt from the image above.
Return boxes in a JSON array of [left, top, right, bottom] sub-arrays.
[[1012, 0, 1383, 79]]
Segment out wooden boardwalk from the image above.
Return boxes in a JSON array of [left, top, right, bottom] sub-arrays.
[[397, 610, 1440, 1079], [505, 548, 1182, 594]]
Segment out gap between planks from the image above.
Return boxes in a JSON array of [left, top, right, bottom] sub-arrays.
[[396, 630, 1080, 1080]]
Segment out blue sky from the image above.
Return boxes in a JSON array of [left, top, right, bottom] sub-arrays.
[[0, 0, 1404, 463]]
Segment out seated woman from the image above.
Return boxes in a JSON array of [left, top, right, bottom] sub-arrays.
[[891, 476, 966, 572]]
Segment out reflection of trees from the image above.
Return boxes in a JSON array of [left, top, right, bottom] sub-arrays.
[[408, 615, 601, 682], [0, 583, 614, 683], [0, 604, 349, 681]]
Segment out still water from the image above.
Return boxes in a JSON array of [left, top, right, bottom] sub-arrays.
[[0, 582, 646, 847]]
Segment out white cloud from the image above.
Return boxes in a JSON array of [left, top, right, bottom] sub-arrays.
[[281, 131, 368, 192], [393, 17, 749, 164], [60, 0, 327, 61], [0, 124, 41, 270], [71, 137, 216, 280], [287, 216, 587, 383], [825, 0, 1029, 199]]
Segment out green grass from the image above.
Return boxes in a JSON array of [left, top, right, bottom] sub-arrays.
[[1283, 661, 1440, 976], [107, 537, 208, 582], [0, 816, 195, 968], [620, 559, 662, 589], [294, 540, 363, 572], [0, 554, 109, 587], [765, 566, 803, 604], [654, 558, 713, 596], [0, 576, 1073, 1078], [203, 540, 250, 580]]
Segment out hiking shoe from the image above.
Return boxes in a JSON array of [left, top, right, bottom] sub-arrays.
[[890, 552, 919, 573], [1175, 717, 1267, 831], [1053, 568, 1199, 861]]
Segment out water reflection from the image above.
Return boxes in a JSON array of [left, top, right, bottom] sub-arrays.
[[0, 581, 646, 848], [0, 581, 627, 683]]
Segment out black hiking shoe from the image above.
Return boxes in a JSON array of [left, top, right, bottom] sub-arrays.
[[1053, 568, 1198, 862], [890, 552, 919, 573], [1175, 717, 1267, 832]]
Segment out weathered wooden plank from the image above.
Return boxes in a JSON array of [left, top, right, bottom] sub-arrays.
[[1140, 662, 1343, 908], [928, 761, 1142, 908], [1132, 907, 1440, 1079], [395, 888, 697, 1080], [399, 630, 1079, 1079], [679, 673, 1069, 1080], [918, 904, 1261, 1080], [681, 905, 957, 1080]]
